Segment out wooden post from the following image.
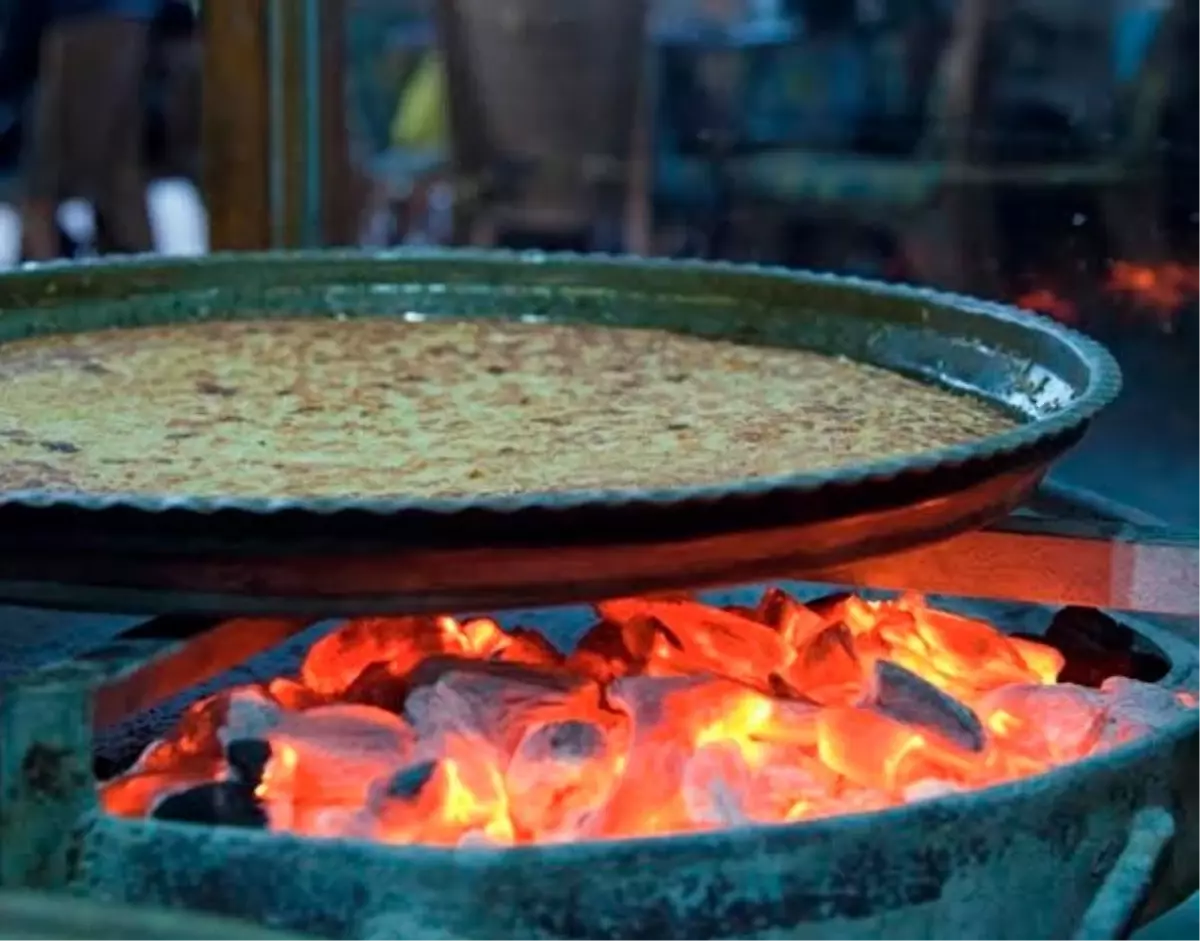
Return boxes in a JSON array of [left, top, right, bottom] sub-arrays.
[[201, 0, 352, 250], [201, 0, 272, 250], [0, 663, 98, 891], [319, 0, 357, 246]]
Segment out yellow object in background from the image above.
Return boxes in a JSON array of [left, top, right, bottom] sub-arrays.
[[390, 53, 447, 150]]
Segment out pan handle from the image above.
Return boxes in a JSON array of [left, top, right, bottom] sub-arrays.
[[1072, 806, 1177, 941]]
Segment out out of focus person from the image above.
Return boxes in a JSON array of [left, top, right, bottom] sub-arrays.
[[12, 0, 162, 260]]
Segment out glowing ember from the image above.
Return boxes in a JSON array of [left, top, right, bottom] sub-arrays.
[[1106, 261, 1200, 313], [1016, 260, 1199, 333], [1015, 288, 1079, 324], [101, 591, 1196, 845]]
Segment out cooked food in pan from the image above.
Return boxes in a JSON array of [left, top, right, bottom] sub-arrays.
[[0, 317, 1016, 499]]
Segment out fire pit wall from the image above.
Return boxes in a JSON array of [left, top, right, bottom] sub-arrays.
[[45, 585, 1199, 940]]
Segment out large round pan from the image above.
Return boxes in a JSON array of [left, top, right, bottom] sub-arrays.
[[0, 251, 1119, 615]]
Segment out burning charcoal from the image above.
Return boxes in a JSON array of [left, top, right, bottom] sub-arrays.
[[129, 737, 215, 777], [374, 739, 515, 846], [865, 661, 986, 753], [590, 738, 689, 839], [133, 693, 233, 772], [224, 738, 271, 788], [976, 684, 1106, 765], [1005, 635, 1067, 685], [606, 673, 795, 765], [266, 676, 326, 710], [740, 748, 838, 822], [748, 698, 821, 750], [151, 781, 267, 829], [353, 654, 588, 728], [608, 674, 731, 733], [789, 623, 862, 705], [257, 703, 415, 812], [815, 706, 974, 792], [682, 743, 751, 829], [597, 597, 801, 694], [488, 625, 565, 667], [506, 718, 626, 841], [1102, 676, 1190, 708], [803, 591, 853, 619], [754, 587, 826, 647], [220, 687, 285, 744], [568, 615, 658, 681], [882, 598, 1043, 693], [403, 683, 485, 753], [299, 615, 448, 697], [100, 769, 221, 818], [767, 672, 803, 699], [106, 590, 1194, 848], [439, 617, 566, 669], [343, 661, 411, 713], [385, 759, 439, 800], [754, 587, 793, 627], [518, 719, 605, 763], [595, 674, 766, 838], [405, 655, 585, 697], [1097, 677, 1196, 747], [402, 656, 599, 756], [124, 687, 277, 777]]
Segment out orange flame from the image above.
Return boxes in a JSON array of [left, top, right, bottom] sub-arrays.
[[100, 592, 1196, 845]]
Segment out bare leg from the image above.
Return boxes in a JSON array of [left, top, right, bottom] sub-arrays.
[[21, 15, 153, 260], [18, 197, 59, 261]]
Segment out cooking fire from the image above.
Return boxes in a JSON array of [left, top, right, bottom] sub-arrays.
[[100, 590, 1196, 846]]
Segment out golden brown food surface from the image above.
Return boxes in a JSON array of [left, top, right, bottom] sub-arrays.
[[0, 317, 1017, 499]]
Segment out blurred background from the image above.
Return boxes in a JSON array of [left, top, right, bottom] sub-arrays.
[[0, 0, 1192, 513]]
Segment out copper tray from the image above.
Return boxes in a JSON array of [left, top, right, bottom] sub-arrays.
[[0, 251, 1120, 615]]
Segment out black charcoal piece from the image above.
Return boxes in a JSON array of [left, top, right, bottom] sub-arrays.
[[225, 737, 272, 788], [1060, 649, 1169, 688], [1046, 606, 1135, 654], [868, 661, 986, 753], [151, 781, 268, 829], [1039, 609, 1169, 686], [385, 760, 438, 800], [343, 661, 411, 713]]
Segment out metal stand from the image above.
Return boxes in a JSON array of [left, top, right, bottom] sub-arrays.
[[0, 663, 97, 890]]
